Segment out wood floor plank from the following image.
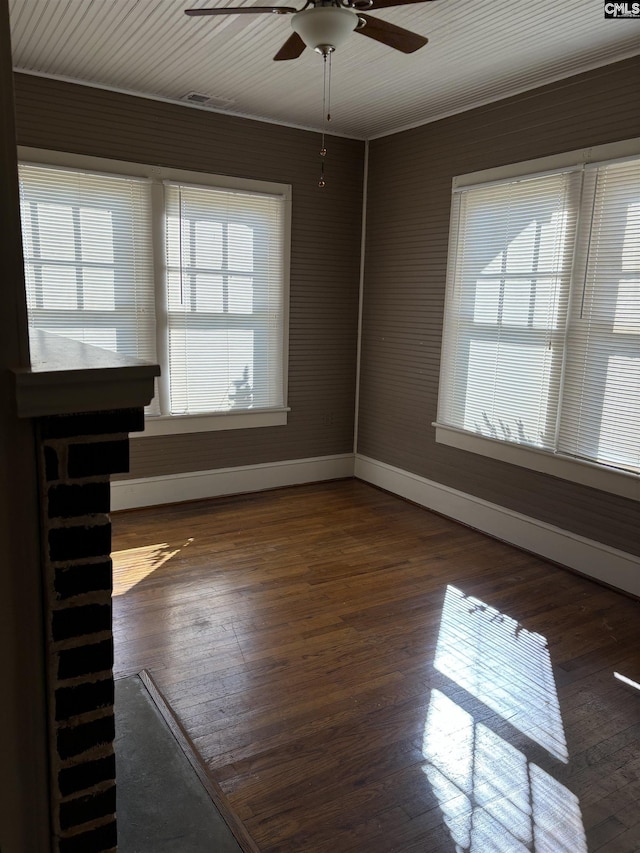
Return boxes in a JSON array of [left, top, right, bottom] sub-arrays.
[[112, 480, 640, 852]]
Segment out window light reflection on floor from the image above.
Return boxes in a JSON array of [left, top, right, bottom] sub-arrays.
[[433, 585, 568, 763], [422, 586, 587, 853]]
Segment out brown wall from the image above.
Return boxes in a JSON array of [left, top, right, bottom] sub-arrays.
[[12, 60, 640, 559], [13, 73, 364, 479], [359, 56, 640, 557]]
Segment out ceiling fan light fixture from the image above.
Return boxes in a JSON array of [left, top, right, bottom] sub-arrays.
[[291, 6, 357, 52]]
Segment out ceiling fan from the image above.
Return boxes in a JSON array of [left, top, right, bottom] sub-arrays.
[[185, 0, 436, 61]]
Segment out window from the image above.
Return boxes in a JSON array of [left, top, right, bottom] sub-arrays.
[[19, 164, 156, 362], [164, 182, 285, 417], [436, 143, 640, 500], [18, 150, 290, 434]]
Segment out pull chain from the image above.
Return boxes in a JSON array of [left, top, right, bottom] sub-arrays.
[[319, 50, 332, 188], [327, 49, 332, 124]]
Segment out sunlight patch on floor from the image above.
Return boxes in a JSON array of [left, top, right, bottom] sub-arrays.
[[112, 540, 192, 596], [423, 585, 586, 853], [433, 585, 567, 762], [614, 671, 640, 691]]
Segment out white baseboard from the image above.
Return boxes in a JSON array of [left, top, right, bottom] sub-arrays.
[[355, 454, 640, 598], [111, 449, 639, 597], [111, 453, 355, 511]]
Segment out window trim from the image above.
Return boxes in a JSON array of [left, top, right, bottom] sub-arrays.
[[18, 146, 292, 437], [142, 407, 290, 436], [435, 136, 640, 503]]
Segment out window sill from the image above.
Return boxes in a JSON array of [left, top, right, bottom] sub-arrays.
[[433, 423, 639, 502], [135, 408, 289, 437]]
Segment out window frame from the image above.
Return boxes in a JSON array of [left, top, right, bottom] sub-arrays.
[[18, 147, 292, 436], [435, 137, 640, 502]]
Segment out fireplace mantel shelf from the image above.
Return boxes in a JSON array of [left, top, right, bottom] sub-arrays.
[[13, 330, 160, 418]]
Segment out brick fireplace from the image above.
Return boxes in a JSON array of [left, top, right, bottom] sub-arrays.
[[14, 330, 159, 852]]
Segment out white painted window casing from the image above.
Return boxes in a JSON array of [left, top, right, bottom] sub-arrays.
[[18, 148, 291, 435], [436, 138, 640, 501]]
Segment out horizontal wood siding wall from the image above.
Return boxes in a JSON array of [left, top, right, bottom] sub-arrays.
[[360, 56, 640, 557], [13, 73, 363, 479]]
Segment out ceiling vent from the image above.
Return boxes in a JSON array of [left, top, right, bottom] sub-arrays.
[[181, 91, 236, 109]]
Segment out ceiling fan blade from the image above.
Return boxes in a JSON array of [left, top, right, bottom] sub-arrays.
[[185, 6, 297, 16], [273, 32, 306, 60], [356, 13, 427, 52], [369, 0, 437, 8]]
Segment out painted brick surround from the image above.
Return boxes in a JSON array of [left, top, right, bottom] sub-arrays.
[[37, 408, 143, 852]]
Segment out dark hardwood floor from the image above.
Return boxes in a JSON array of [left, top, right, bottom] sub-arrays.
[[112, 480, 640, 853]]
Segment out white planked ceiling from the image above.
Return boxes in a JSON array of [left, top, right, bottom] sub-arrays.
[[8, 0, 640, 139]]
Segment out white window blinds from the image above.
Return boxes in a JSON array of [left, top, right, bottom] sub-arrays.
[[438, 156, 640, 477], [558, 159, 640, 473], [164, 182, 286, 415], [438, 171, 580, 451], [18, 155, 290, 431], [19, 163, 156, 363]]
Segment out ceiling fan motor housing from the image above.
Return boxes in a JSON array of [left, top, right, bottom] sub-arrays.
[[291, 5, 358, 52]]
